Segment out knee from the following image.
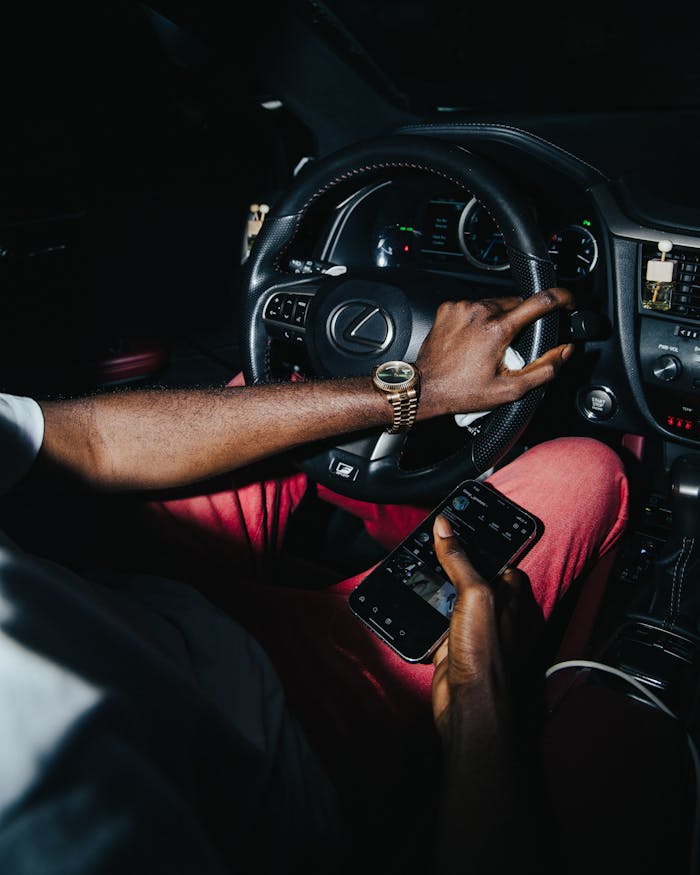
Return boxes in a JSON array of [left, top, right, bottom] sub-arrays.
[[488, 436, 630, 558], [490, 436, 629, 518], [499, 436, 628, 507], [542, 437, 626, 483], [533, 437, 629, 523]]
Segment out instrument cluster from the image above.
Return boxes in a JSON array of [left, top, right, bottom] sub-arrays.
[[372, 194, 599, 284]]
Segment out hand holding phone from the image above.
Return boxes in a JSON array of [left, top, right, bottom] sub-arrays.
[[348, 480, 541, 663]]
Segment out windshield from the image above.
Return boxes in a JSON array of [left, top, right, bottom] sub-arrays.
[[320, 1, 700, 114]]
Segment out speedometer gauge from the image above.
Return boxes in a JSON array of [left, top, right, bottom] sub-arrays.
[[548, 225, 598, 281], [458, 198, 509, 271]]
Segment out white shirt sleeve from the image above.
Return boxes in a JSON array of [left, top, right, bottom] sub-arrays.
[[0, 394, 45, 495]]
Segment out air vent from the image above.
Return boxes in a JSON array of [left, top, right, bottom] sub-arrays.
[[641, 243, 700, 321]]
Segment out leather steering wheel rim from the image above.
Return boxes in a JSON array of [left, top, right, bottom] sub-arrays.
[[240, 134, 558, 505]]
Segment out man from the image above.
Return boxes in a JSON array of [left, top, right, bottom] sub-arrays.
[[0, 291, 629, 873]]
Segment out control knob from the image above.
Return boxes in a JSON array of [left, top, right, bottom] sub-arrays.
[[652, 354, 682, 382]]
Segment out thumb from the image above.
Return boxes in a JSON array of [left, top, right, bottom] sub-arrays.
[[433, 513, 487, 592], [432, 514, 502, 683]]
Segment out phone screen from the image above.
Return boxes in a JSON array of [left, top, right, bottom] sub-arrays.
[[348, 480, 541, 662]]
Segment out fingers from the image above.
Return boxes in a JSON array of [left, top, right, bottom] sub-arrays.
[[432, 514, 496, 648], [431, 515, 502, 684], [511, 342, 573, 390], [419, 288, 575, 419], [491, 566, 524, 659], [500, 565, 529, 593], [488, 342, 573, 406], [432, 514, 529, 615], [429, 288, 573, 347], [432, 513, 488, 594], [501, 287, 575, 335]]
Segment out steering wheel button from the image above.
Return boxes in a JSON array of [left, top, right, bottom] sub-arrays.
[[293, 299, 308, 325], [282, 298, 294, 320], [265, 295, 283, 318], [329, 456, 360, 481]]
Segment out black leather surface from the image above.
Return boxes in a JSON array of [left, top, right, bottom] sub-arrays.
[[628, 535, 700, 639]]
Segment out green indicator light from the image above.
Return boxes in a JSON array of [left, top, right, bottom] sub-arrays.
[[398, 225, 414, 232], [582, 219, 592, 227]]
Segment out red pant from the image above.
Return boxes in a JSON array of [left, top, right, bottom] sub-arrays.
[[140, 429, 629, 835]]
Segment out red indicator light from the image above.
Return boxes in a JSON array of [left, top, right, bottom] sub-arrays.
[[403, 244, 410, 253], [666, 414, 694, 432]]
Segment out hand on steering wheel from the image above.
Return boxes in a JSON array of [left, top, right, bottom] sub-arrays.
[[416, 291, 574, 422]]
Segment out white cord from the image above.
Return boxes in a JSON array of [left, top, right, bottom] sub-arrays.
[[545, 659, 700, 875]]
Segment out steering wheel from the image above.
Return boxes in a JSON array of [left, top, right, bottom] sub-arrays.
[[240, 135, 558, 505]]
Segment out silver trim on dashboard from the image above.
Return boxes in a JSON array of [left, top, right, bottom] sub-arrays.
[[320, 180, 393, 263]]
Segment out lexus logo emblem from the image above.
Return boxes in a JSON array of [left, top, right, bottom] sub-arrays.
[[329, 301, 394, 355]]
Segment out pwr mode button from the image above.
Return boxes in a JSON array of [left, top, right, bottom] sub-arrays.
[[577, 386, 617, 422]]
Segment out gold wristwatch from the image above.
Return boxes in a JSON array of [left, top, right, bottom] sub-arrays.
[[372, 361, 421, 433]]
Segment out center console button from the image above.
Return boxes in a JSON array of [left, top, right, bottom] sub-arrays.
[[652, 354, 682, 382], [577, 386, 617, 422]]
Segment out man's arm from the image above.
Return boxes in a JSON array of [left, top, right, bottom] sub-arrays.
[[30, 290, 573, 491], [430, 514, 549, 874]]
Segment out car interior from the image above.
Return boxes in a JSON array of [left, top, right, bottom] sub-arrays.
[[1, 2, 699, 872]]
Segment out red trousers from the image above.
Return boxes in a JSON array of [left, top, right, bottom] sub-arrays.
[[125, 401, 692, 874], [140, 423, 629, 841]]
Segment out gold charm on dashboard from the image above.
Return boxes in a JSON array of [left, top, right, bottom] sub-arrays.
[[643, 239, 677, 312]]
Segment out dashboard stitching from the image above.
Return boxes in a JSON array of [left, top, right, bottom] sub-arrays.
[[397, 123, 609, 182]]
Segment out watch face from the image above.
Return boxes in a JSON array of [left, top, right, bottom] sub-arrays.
[[376, 361, 415, 386]]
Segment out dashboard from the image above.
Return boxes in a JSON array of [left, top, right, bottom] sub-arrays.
[[273, 135, 700, 456], [317, 177, 602, 291]]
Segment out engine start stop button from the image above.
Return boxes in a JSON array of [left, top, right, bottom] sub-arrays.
[[577, 386, 617, 422]]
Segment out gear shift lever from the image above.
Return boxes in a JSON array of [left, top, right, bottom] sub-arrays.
[[670, 454, 700, 540], [596, 455, 700, 719], [627, 453, 700, 636]]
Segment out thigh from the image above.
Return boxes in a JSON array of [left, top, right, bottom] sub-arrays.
[[139, 466, 311, 584], [320, 437, 629, 619], [487, 437, 629, 618], [228, 569, 439, 859]]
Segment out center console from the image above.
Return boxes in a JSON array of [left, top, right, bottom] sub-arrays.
[[639, 242, 700, 444]]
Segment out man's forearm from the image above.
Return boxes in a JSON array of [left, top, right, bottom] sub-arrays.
[[435, 686, 546, 874], [35, 377, 396, 491], [30, 291, 575, 492]]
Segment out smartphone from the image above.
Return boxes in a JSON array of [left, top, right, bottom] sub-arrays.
[[348, 479, 541, 663]]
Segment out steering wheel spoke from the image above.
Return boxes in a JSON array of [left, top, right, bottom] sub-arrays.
[[334, 430, 408, 463]]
